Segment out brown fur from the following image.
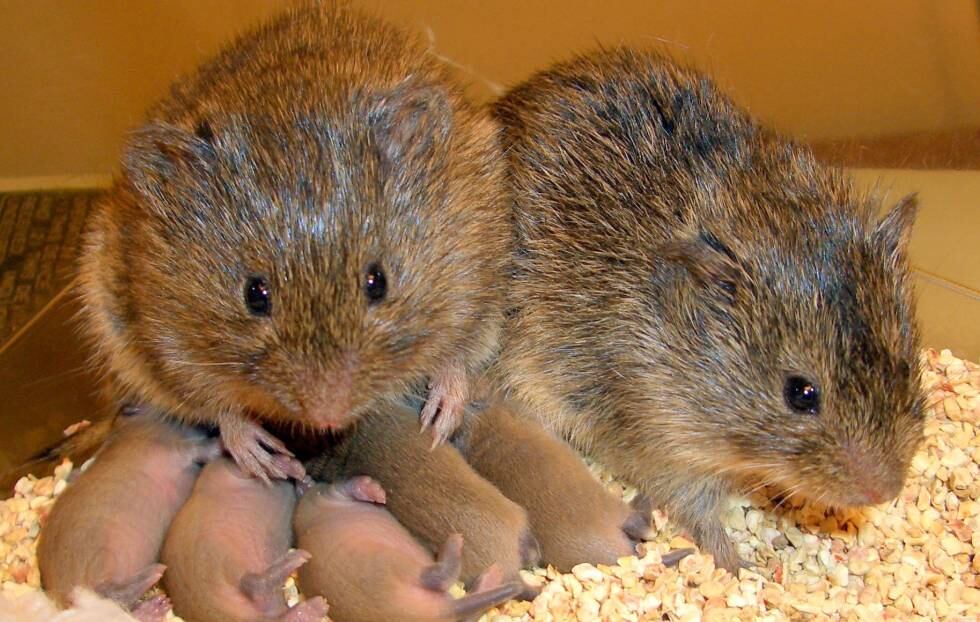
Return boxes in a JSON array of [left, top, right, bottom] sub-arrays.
[[491, 48, 924, 570], [457, 399, 641, 571], [76, 3, 508, 476], [305, 401, 539, 584]]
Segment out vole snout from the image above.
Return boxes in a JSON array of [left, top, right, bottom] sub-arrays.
[[838, 443, 906, 506], [298, 381, 355, 431]]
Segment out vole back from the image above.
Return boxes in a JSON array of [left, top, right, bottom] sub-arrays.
[[78, 4, 508, 478], [493, 48, 924, 569]]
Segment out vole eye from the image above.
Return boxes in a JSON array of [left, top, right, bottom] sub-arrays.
[[784, 376, 820, 414], [364, 264, 387, 304], [244, 276, 271, 316]]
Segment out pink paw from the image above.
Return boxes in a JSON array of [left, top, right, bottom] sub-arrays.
[[419, 365, 468, 448], [343, 476, 387, 505], [220, 417, 304, 483], [130, 595, 172, 622]]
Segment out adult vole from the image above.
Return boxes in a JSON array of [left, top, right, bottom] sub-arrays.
[[492, 48, 924, 570], [76, 3, 507, 479]]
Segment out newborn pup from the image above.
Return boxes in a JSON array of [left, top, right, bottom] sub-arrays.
[[37, 411, 217, 618], [161, 458, 326, 622], [74, 3, 508, 481], [457, 400, 649, 571], [493, 49, 925, 570], [294, 477, 521, 622], [305, 400, 539, 585]]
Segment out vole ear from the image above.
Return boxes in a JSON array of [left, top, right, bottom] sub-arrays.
[[368, 78, 453, 173], [660, 231, 745, 305], [122, 121, 215, 201], [874, 193, 917, 262]]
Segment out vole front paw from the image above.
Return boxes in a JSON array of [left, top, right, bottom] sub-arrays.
[[665, 479, 751, 573], [419, 362, 468, 448], [219, 415, 305, 483], [691, 518, 751, 573]]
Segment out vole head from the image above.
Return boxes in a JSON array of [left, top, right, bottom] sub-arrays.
[[653, 178, 924, 508], [109, 81, 499, 432]]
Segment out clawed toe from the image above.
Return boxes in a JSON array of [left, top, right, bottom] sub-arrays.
[[419, 366, 468, 448], [221, 419, 298, 482]]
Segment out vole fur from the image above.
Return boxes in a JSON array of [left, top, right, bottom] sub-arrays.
[[492, 48, 924, 570], [77, 3, 507, 479]]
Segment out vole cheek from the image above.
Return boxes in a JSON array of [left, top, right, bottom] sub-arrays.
[[379, 329, 428, 368]]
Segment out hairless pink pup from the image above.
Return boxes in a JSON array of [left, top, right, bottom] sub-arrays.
[[161, 458, 326, 622], [294, 476, 521, 622], [37, 412, 219, 621]]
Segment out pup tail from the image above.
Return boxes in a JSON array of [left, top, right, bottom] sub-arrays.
[[449, 581, 522, 621], [451, 562, 527, 622]]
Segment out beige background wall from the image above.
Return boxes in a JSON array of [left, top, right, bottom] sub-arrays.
[[1, 0, 978, 179], [0, 1, 978, 358]]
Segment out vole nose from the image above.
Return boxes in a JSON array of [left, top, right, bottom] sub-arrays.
[[305, 392, 352, 430], [300, 355, 357, 430], [842, 444, 903, 506]]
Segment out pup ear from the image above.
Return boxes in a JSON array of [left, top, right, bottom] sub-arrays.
[[659, 231, 745, 305], [122, 121, 215, 201], [874, 193, 917, 263], [368, 78, 454, 173]]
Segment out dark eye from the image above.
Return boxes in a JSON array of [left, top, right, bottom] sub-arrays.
[[364, 264, 387, 304], [784, 376, 820, 414], [244, 276, 271, 316]]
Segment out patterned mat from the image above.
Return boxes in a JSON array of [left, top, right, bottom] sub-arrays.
[[0, 191, 100, 344]]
